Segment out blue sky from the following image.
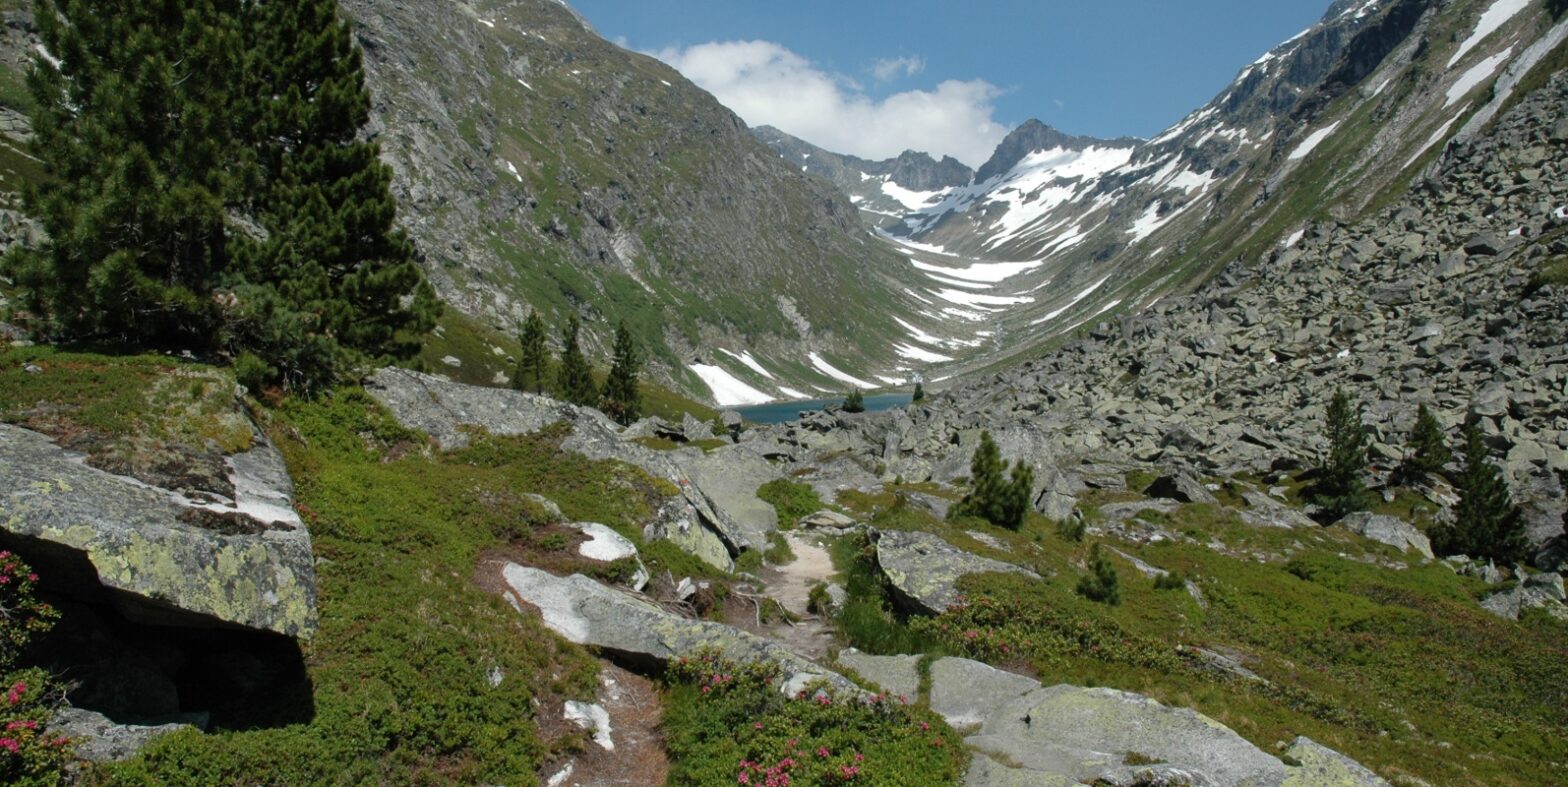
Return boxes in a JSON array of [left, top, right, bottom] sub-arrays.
[[568, 0, 1335, 166]]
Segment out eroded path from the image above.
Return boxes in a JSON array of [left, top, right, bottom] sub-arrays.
[[755, 531, 840, 660]]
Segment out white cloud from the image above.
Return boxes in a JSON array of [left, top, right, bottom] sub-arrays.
[[873, 55, 925, 81], [653, 40, 1008, 167]]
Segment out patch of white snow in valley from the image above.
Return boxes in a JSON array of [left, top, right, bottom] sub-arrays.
[[894, 343, 954, 364], [875, 375, 906, 386], [1448, 0, 1531, 68], [478, 18, 495, 28], [1288, 122, 1342, 161], [1283, 229, 1306, 249], [807, 353, 877, 389], [1092, 298, 1123, 317], [1033, 275, 1112, 325], [909, 258, 1041, 284], [931, 289, 1032, 310], [689, 364, 773, 406], [1446, 49, 1513, 107], [776, 386, 809, 400], [880, 180, 947, 211], [922, 272, 991, 290], [875, 229, 959, 257], [504, 160, 522, 181], [1405, 115, 1462, 169], [1371, 77, 1393, 97], [718, 349, 775, 380]]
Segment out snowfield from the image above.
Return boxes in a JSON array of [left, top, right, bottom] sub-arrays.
[[1034, 274, 1112, 325], [718, 349, 775, 380], [689, 364, 774, 406], [1446, 49, 1513, 107]]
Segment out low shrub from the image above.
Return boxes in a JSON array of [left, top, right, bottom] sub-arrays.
[[661, 651, 966, 786]]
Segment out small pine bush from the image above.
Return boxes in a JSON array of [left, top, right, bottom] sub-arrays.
[[951, 431, 1034, 530], [843, 389, 866, 413], [1312, 388, 1371, 520], [1403, 403, 1451, 482], [1076, 543, 1121, 605], [1431, 422, 1528, 563]]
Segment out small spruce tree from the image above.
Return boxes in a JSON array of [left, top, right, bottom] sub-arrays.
[[1403, 403, 1451, 483], [951, 431, 1033, 530], [600, 321, 642, 426], [1076, 543, 1121, 605], [556, 315, 598, 406], [514, 311, 549, 394], [1313, 388, 1371, 520], [843, 389, 866, 413], [912, 382, 926, 403], [1432, 422, 1527, 563]]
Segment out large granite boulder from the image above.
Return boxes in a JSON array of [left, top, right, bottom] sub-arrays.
[[51, 707, 205, 763], [922, 656, 1389, 787], [671, 445, 784, 546], [500, 565, 857, 694], [873, 529, 1038, 615], [1338, 512, 1434, 559], [0, 423, 317, 638]]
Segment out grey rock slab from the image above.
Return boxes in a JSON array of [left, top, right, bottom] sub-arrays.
[[874, 529, 1038, 615], [800, 509, 857, 529], [1145, 471, 1218, 504], [502, 565, 858, 693], [1239, 490, 1316, 529], [0, 424, 317, 638], [1338, 512, 1435, 559], [928, 657, 1042, 729], [836, 649, 921, 702], [1280, 736, 1391, 786], [52, 707, 205, 763]]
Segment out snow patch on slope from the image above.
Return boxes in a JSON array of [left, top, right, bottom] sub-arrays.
[[1448, 0, 1531, 68], [1446, 49, 1513, 107], [807, 352, 877, 389], [689, 364, 774, 406], [718, 349, 775, 380], [1033, 275, 1113, 325], [1288, 122, 1342, 160]]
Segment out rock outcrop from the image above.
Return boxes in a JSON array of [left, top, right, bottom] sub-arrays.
[[0, 423, 316, 638], [872, 529, 1038, 615], [500, 565, 857, 695]]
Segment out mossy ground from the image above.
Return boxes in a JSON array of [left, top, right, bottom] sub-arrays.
[[816, 477, 1568, 787]]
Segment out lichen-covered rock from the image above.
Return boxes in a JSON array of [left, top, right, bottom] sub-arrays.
[[51, 707, 205, 763], [0, 424, 317, 638], [670, 445, 783, 546], [501, 565, 856, 693], [1338, 512, 1434, 559], [873, 529, 1037, 615], [1280, 736, 1390, 786]]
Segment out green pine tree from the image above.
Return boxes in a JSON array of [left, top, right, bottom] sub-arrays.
[[1403, 403, 1451, 483], [951, 431, 1033, 529], [912, 382, 926, 403], [1313, 388, 1371, 520], [843, 389, 866, 413], [1076, 543, 1121, 605], [228, 0, 436, 387], [600, 321, 642, 426], [557, 315, 597, 407], [514, 311, 549, 394], [8, 0, 244, 346], [1432, 423, 1528, 563]]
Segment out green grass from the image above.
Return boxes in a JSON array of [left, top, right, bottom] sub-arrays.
[[902, 510, 1568, 787], [757, 479, 828, 527], [1526, 255, 1568, 294], [661, 651, 966, 786]]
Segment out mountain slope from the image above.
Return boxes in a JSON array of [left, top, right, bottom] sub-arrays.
[[761, 0, 1568, 384], [326, 0, 959, 404]]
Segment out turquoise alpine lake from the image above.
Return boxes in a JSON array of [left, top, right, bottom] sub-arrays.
[[734, 393, 914, 425]]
